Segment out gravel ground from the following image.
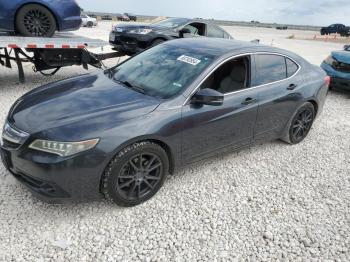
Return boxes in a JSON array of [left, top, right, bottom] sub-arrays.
[[0, 22, 350, 261]]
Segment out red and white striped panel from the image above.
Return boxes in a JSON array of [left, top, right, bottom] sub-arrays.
[[7, 44, 87, 49]]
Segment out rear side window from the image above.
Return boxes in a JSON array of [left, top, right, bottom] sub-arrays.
[[207, 25, 224, 38], [286, 58, 299, 77], [255, 54, 287, 85]]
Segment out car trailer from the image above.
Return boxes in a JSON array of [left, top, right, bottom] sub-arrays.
[[0, 33, 125, 83]]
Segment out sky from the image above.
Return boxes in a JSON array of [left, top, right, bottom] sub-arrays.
[[76, 0, 350, 26]]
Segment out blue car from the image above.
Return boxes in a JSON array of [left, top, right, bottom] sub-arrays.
[[321, 45, 350, 90], [0, 0, 82, 37]]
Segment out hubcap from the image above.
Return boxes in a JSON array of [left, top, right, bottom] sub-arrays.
[[23, 9, 51, 36], [116, 153, 163, 201], [292, 109, 314, 141]]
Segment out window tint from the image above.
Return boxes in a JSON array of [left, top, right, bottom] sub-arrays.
[[256, 54, 287, 85], [286, 58, 298, 77], [207, 25, 224, 38], [113, 45, 215, 99], [200, 56, 250, 94]]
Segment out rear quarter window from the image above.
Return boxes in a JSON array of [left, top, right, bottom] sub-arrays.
[[286, 58, 299, 77], [255, 54, 287, 85], [207, 25, 224, 38]]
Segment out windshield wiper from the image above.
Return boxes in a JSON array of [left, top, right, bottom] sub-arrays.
[[113, 77, 145, 94]]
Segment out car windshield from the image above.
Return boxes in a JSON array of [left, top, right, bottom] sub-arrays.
[[152, 18, 189, 28], [112, 44, 216, 99]]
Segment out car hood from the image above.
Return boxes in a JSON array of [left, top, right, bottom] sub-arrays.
[[332, 51, 350, 64], [9, 74, 161, 134]]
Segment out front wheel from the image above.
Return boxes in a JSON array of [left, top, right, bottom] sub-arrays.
[[102, 142, 169, 206], [16, 4, 56, 37], [282, 102, 315, 144]]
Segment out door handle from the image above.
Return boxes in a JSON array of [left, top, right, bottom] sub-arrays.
[[287, 84, 297, 90], [242, 97, 257, 105]]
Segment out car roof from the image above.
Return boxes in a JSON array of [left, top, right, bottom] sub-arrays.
[[165, 38, 294, 57]]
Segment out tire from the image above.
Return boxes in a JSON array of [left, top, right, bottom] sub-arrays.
[[16, 4, 56, 37], [281, 102, 315, 145], [151, 39, 165, 47], [87, 21, 93, 28], [320, 30, 325, 36], [102, 141, 169, 207]]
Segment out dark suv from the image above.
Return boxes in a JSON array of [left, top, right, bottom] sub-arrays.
[[320, 24, 350, 36]]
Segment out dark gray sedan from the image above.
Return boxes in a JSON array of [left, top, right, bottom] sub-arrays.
[[109, 17, 233, 55], [0, 38, 329, 206]]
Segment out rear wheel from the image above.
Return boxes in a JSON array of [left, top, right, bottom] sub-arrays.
[[102, 142, 169, 206], [16, 4, 56, 37], [282, 102, 315, 144]]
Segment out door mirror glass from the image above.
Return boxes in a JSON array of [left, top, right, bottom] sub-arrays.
[[191, 88, 224, 106]]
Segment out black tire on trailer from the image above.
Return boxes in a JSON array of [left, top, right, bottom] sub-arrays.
[[16, 4, 56, 37], [87, 21, 93, 28]]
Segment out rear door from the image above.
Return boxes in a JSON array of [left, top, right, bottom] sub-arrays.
[[253, 53, 303, 141]]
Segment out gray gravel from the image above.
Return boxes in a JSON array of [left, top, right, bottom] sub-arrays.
[[1, 23, 350, 261]]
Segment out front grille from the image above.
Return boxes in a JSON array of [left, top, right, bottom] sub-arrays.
[[333, 62, 350, 73], [0, 148, 12, 170], [2, 138, 21, 150], [1, 122, 29, 150]]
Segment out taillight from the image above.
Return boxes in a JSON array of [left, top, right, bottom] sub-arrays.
[[324, 76, 331, 87]]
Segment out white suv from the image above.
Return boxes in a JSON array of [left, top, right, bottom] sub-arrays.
[[81, 14, 97, 27]]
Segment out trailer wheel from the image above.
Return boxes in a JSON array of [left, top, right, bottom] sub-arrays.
[[87, 21, 93, 28], [16, 4, 56, 37]]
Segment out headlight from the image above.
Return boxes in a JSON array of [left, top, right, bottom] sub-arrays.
[[324, 55, 337, 66], [29, 138, 99, 157], [128, 28, 152, 34]]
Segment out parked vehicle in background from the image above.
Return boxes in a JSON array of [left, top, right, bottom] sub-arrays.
[[276, 26, 288, 30], [124, 13, 137, 22], [101, 15, 112, 21], [0, 0, 81, 37], [117, 14, 130, 21], [109, 17, 233, 55], [320, 24, 350, 36], [81, 14, 98, 27], [321, 45, 350, 90], [0, 38, 329, 206]]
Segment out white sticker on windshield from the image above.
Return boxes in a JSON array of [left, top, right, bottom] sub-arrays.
[[177, 55, 201, 66]]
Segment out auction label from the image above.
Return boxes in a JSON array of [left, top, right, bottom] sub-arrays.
[[177, 55, 201, 66]]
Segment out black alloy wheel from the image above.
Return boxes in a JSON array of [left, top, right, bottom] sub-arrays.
[[16, 4, 56, 37], [283, 102, 315, 144], [116, 153, 163, 200], [102, 142, 169, 206]]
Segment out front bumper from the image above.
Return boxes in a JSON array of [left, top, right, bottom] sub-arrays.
[[321, 62, 350, 90], [109, 31, 152, 54], [0, 136, 106, 203]]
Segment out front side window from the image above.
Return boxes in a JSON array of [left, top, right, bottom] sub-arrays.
[[200, 56, 250, 94], [255, 54, 287, 85], [112, 45, 216, 99]]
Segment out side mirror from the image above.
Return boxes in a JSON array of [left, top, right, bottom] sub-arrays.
[[179, 28, 191, 38], [191, 88, 224, 106]]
